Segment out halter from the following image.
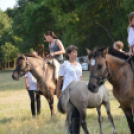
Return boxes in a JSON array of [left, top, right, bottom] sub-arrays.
[[19, 57, 29, 75], [90, 56, 132, 86], [90, 57, 109, 86]]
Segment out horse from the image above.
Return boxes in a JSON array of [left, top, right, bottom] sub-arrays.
[[87, 47, 134, 134], [58, 81, 117, 134], [12, 51, 60, 116]]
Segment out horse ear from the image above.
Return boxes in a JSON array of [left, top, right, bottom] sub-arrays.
[[86, 48, 92, 55], [102, 47, 108, 57], [86, 48, 93, 60]]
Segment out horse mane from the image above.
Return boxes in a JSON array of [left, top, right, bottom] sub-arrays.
[[25, 51, 42, 59], [108, 47, 129, 60], [95, 47, 130, 60]]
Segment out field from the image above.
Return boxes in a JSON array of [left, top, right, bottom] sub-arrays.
[[0, 70, 130, 134]]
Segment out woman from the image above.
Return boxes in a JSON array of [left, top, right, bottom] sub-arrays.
[[44, 31, 65, 64], [24, 71, 41, 117], [57, 45, 82, 134]]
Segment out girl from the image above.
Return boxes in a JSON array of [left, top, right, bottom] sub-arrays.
[[24, 71, 41, 117], [57, 45, 82, 134], [128, 12, 134, 56], [44, 31, 65, 64]]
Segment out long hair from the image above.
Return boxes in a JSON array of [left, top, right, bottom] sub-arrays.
[[127, 12, 134, 32], [65, 45, 78, 60], [44, 31, 58, 39]]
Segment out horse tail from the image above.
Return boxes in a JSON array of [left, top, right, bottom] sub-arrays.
[[57, 84, 71, 114]]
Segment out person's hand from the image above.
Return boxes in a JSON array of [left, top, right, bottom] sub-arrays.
[[128, 52, 133, 56], [26, 85, 29, 90], [56, 90, 60, 99], [50, 52, 55, 57]]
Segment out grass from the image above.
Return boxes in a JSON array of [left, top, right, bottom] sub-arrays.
[[0, 70, 130, 134]]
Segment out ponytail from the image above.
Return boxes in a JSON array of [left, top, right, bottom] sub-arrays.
[[44, 31, 58, 39]]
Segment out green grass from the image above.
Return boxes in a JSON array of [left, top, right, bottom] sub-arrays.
[[0, 70, 130, 134]]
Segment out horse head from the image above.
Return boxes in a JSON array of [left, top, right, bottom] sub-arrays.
[[87, 47, 109, 93], [12, 53, 35, 80]]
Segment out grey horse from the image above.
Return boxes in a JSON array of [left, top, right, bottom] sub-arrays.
[[58, 81, 117, 134]]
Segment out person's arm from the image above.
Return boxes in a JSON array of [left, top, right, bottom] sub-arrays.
[[50, 40, 65, 57], [129, 46, 133, 56], [24, 76, 29, 90], [57, 76, 63, 99]]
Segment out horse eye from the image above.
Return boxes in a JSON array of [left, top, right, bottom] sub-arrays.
[[98, 64, 102, 69]]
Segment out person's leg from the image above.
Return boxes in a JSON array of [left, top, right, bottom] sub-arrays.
[[36, 94, 41, 115], [69, 107, 80, 134], [28, 90, 36, 116], [34, 90, 43, 95]]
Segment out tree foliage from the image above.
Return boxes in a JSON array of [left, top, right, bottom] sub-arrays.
[[0, 0, 134, 69]]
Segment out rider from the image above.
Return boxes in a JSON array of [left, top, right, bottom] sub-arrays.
[[44, 31, 65, 64], [35, 31, 65, 95]]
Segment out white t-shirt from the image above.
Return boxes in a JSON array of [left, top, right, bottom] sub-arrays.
[[24, 72, 37, 90], [58, 61, 82, 91], [128, 27, 134, 53]]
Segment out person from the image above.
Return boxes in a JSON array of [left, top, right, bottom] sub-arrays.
[[113, 41, 124, 52], [44, 31, 65, 64], [57, 45, 82, 134], [24, 71, 41, 117], [128, 12, 134, 56]]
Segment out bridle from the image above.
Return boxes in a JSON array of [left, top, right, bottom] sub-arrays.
[[19, 57, 30, 76], [90, 57, 109, 86], [90, 56, 132, 86], [18, 57, 46, 85]]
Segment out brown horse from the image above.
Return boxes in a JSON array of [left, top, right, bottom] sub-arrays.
[[12, 51, 60, 116], [87, 47, 134, 134]]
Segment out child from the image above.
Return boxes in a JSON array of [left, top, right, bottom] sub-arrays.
[[128, 12, 134, 56], [113, 41, 124, 51]]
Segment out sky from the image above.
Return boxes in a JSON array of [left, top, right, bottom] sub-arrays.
[[0, 0, 16, 11]]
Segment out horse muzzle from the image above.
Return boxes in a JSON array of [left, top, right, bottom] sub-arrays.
[[88, 83, 98, 93], [12, 74, 19, 80], [12, 70, 20, 80]]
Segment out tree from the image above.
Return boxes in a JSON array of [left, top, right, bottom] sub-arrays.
[[1, 43, 19, 69]]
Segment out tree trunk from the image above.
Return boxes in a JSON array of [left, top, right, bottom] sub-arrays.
[[13, 58, 16, 69], [8, 58, 10, 69]]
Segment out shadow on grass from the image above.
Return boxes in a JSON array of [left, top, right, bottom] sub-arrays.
[[0, 117, 13, 124]]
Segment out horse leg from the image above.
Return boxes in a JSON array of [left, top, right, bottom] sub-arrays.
[[48, 89, 55, 116], [79, 109, 89, 134], [49, 96, 55, 116], [103, 102, 117, 134], [123, 109, 134, 134], [96, 106, 103, 134], [45, 94, 55, 116], [66, 106, 74, 134]]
